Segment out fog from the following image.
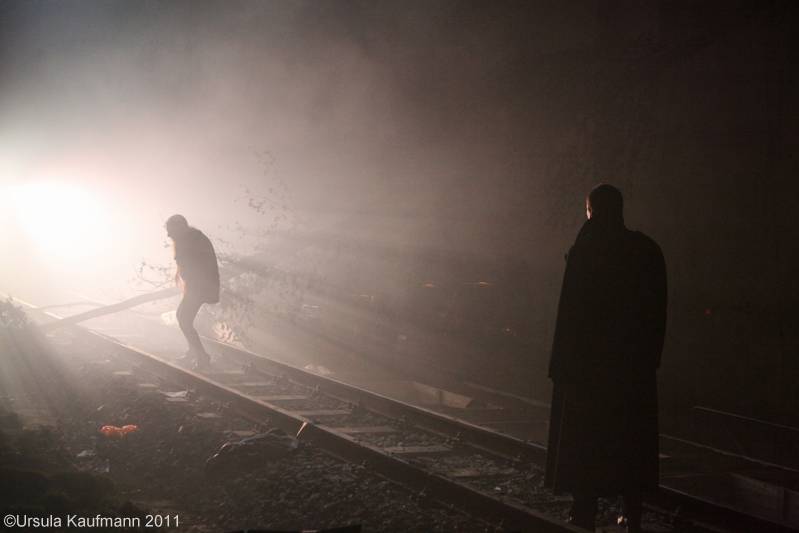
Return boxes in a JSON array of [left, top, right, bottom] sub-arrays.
[[0, 1, 598, 303], [2, 1, 798, 421]]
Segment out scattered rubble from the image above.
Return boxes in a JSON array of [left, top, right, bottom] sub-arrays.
[[1, 323, 488, 532], [205, 428, 299, 478]]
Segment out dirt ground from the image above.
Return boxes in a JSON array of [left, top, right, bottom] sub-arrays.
[[0, 301, 675, 533], [0, 315, 489, 532]]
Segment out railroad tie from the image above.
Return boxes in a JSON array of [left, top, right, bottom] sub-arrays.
[[329, 426, 399, 435], [233, 381, 279, 389], [383, 445, 452, 456], [252, 394, 310, 402], [204, 370, 247, 381], [293, 409, 352, 417]]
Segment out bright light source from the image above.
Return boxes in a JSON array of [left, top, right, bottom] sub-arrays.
[[11, 181, 113, 261]]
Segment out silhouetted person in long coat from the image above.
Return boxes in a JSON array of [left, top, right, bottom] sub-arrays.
[[545, 184, 667, 532], [166, 214, 220, 370]]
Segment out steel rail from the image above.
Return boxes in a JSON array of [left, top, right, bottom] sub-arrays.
[[208, 339, 799, 532], [204, 336, 547, 464], [9, 297, 582, 533], [10, 294, 795, 532], [204, 341, 799, 532]]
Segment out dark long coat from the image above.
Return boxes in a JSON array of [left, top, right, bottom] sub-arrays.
[[544, 218, 667, 494]]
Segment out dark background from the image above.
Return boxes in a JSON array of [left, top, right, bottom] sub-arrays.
[[2, 1, 797, 425]]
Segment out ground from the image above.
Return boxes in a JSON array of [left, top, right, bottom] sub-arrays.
[[0, 317, 488, 532]]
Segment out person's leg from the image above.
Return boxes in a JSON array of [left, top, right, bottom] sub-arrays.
[[570, 491, 597, 531], [176, 293, 209, 364], [622, 490, 643, 533]]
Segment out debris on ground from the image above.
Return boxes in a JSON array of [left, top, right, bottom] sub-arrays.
[[205, 428, 299, 478], [100, 424, 140, 438], [0, 298, 28, 329], [1, 323, 487, 532]]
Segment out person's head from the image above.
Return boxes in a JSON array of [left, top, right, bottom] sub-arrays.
[[586, 184, 624, 224], [165, 214, 189, 239]]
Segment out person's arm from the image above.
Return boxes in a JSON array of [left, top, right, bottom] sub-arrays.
[[637, 240, 667, 370], [174, 231, 214, 291], [549, 246, 586, 384], [175, 265, 184, 290], [173, 240, 186, 290], [651, 245, 667, 368]]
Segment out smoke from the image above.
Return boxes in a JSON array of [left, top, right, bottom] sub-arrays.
[[0, 1, 598, 305], [0, 2, 660, 396], [5, 2, 796, 415]]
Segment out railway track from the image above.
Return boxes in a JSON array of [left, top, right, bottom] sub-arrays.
[[13, 298, 582, 533], [10, 296, 799, 532]]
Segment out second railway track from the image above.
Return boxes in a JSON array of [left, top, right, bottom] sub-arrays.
[[20, 299, 583, 533], [14, 297, 798, 533]]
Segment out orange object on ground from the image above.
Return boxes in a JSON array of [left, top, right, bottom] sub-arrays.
[[99, 424, 139, 438]]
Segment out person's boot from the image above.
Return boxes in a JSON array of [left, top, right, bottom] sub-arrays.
[[568, 493, 597, 531], [193, 350, 211, 371], [175, 349, 195, 364], [567, 515, 595, 531], [617, 515, 642, 533], [620, 491, 643, 533]]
